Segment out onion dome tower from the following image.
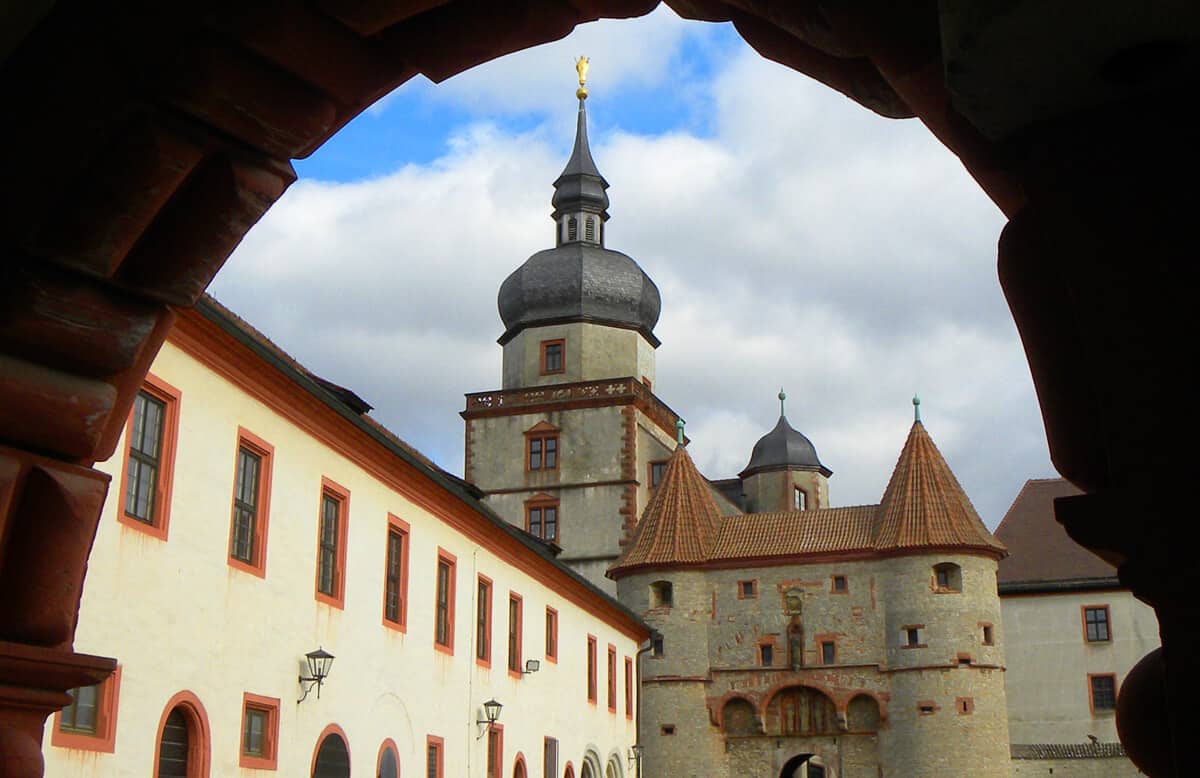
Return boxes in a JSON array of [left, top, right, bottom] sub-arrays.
[[496, 62, 661, 389], [738, 390, 832, 512]]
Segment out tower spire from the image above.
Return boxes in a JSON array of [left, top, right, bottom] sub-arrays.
[[552, 57, 609, 245], [779, 388, 787, 417], [913, 394, 921, 423]]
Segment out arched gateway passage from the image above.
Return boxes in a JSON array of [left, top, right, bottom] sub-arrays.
[[779, 753, 826, 778], [0, 4, 1191, 778]]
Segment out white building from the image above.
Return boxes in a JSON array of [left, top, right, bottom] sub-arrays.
[[42, 297, 647, 778], [996, 478, 1158, 777]]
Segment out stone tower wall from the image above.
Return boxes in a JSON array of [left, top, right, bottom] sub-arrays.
[[879, 552, 1010, 777], [741, 468, 830, 513], [501, 322, 656, 389]]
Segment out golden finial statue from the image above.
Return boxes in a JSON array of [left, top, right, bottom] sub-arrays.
[[575, 56, 590, 99]]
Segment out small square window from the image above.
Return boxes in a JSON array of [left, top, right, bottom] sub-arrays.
[[649, 460, 668, 488], [903, 626, 923, 647], [793, 487, 807, 510], [820, 641, 836, 665], [918, 703, 936, 715], [831, 575, 848, 593], [660, 725, 676, 736], [540, 340, 565, 375], [1090, 674, 1117, 712], [239, 694, 280, 769], [981, 624, 994, 645], [652, 635, 664, 657], [759, 644, 774, 666], [737, 580, 757, 599], [53, 667, 122, 752], [1084, 606, 1111, 642], [526, 499, 559, 543], [528, 435, 559, 471]]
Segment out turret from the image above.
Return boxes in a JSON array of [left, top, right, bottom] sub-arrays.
[[738, 390, 831, 511]]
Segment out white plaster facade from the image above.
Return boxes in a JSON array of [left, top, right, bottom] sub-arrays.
[[42, 304, 645, 778]]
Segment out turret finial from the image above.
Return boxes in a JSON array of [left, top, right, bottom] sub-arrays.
[[913, 394, 921, 423], [778, 388, 787, 417], [676, 418, 685, 446], [575, 56, 590, 99]]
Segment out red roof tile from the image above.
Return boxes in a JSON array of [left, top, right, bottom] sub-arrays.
[[872, 422, 1005, 556], [609, 444, 722, 574], [995, 478, 1114, 585], [710, 506, 877, 559]]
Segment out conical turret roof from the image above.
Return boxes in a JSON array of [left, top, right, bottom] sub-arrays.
[[872, 421, 1006, 556], [609, 444, 722, 576]]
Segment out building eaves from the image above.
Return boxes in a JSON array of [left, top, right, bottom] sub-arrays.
[[193, 294, 646, 632]]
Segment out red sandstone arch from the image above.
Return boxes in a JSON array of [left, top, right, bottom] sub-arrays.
[[310, 723, 352, 778], [0, 4, 1194, 777], [152, 691, 211, 778]]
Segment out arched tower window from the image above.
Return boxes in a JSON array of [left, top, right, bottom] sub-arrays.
[[649, 580, 673, 608], [584, 217, 596, 242], [933, 562, 962, 592], [567, 217, 578, 242]]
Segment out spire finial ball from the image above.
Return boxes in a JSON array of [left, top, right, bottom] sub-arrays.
[[913, 394, 922, 423], [676, 418, 685, 446]]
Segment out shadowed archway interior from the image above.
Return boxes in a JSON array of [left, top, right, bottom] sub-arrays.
[[0, 2, 1195, 777]]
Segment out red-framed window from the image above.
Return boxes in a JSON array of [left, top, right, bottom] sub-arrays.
[[508, 593, 524, 677], [239, 692, 280, 770], [737, 579, 757, 599], [606, 644, 617, 712], [486, 724, 504, 778], [586, 635, 598, 704], [648, 460, 668, 488], [435, 549, 457, 654], [477, 575, 493, 667], [1089, 673, 1118, 713], [540, 339, 565, 375], [624, 657, 634, 719], [527, 433, 559, 471], [545, 607, 558, 663], [117, 374, 181, 540], [315, 477, 350, 608], [383, 514, 410, 631], [525, 496, 559, 543], [818, 637, 837, 665], [228, 427, 273, 577], [830, 574, 848, 593], [426, 735, 444, 778], [1083, 605, 1112, 642], [544, 737, 559, 778], [50, 666, 122, 753]]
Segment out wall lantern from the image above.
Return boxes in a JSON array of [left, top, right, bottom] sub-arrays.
[[523, 659, 541, 674], [476, 698, 503, 737], [298, 647, 335, 703]]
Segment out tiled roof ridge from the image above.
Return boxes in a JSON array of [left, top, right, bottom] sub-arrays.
[[1010, 742, 1126, 759], [872, 422, 1006, 555], [609, 444, 722, 575]]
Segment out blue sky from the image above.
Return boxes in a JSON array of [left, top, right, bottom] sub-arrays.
[[212, 7, 1055, 525]]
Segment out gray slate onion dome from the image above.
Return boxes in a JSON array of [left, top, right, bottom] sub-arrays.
[[497, 93, 661, 346], [739, 391, 832, 478]]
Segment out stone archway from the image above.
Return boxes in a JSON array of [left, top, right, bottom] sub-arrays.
[[0, 5, 1194, 778], [778, 753, 812, 778]]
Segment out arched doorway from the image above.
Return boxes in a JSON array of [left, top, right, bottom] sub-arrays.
[[312, 727, 351, 778], [377, 738, 400, 778], [779, 753, 824, 778], [153, 691, 210, 778]]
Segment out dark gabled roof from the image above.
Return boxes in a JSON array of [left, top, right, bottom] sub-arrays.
[[873, 421, 1006, 556], [995, 477, 1116, 588]]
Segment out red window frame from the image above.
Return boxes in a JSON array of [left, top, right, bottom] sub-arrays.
[[830, 574, 848, 593], [737, 579, 758, 599], [427, 735, 445, 778], [1088, 673, 1118, 713], [508, 592, 524, 678], [606, 644, 617, 712], [227, 427, 274, 578], [586, 635, 598, 704], [50, 665, 122, 753], [525, 495, 560, 543], [382, 514, 410, 631], [314, 477, 350, 609], [486, 723, 504, 778], [545, 607, 558, 663], [238, 692, 280, 770], [434, 548, 457, 654], [117, 373, 181, 541], [527, 435, 559, 471], [476, 575, 493, 667], [540, 339, 565, 375]]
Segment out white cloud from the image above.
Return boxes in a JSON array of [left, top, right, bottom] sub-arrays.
[[211, 20, 1055, 528]]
